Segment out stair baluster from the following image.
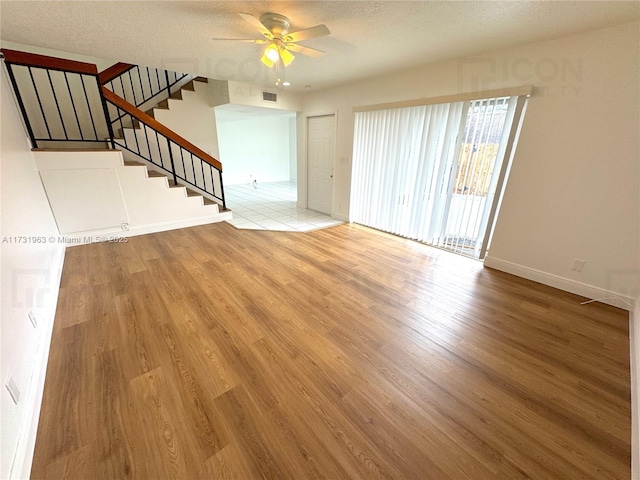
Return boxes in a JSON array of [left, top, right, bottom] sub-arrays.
[[1, 48, 225, 210]]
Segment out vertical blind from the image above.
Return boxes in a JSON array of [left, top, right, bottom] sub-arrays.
[[351, 95, 519, 256], [444, 96, 517, 256]]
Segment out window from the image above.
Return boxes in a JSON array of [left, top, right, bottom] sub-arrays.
[[350, 89, 529, 258]]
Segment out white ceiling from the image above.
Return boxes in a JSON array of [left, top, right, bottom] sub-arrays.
[[1, 1, 638, 92]]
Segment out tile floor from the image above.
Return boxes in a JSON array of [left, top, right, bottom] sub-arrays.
[[224, 181, 343, 232]]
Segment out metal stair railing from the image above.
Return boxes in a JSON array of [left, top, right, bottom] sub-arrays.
[[1, 48, 225, 210], [1, 48, 115, 149], [99, 62, 190, 123], [102, 87, 226, 210]]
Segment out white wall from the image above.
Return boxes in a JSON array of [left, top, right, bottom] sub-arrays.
[[299, 21, 640, 304], [289, 116, 297, 182], [216, 112, 295, 186], [1, 40, 115, 72], [485, 22, 639, 307], [227, 80, 302, 111], [34, 150, 230, 242], [208, 79, 231, 107], [1, 65, 65, 480], [152, 79, 220, 159]]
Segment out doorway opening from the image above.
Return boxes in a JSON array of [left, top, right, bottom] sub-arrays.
[[216, 106, 341, 231]]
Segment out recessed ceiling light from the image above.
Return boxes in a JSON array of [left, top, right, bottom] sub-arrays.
[[282, 81, 291, 86]]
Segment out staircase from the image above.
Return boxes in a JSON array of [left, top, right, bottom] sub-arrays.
[[35, 150, 230, 241], [113, 75, 223, 207], [146, 76, 208, 118], [114, 76, 222, 205], [2, 49, 230, 241], [123, 159, 220, 206]]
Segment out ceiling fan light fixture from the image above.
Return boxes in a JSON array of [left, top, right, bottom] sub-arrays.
[[279, 47, 295, 67], [219, 12, 329, 71], [265, 43, 280, 63], [260, 52, 274, 68]]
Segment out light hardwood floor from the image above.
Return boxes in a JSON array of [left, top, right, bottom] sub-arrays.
[[31, 222, 631, 479]]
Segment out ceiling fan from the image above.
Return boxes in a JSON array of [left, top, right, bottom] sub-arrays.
[[213, 13, 330, 69]]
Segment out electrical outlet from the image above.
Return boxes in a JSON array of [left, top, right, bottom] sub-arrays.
[[28, 310, 37, 328], [571, 259, 586, 272], [5, 376, 20, 405]]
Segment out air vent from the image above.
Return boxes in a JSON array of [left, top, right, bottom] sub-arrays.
[[262, 91, 278, 102]]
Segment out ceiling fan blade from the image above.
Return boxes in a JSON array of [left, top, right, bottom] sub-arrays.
[[284, 24, 330, 43], [284, 43, 325, 58], [212, 38, 268, 44], [239, 13, 272, 38]]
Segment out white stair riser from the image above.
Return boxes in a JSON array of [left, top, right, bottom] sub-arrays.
[[119, 125, 223, 204]]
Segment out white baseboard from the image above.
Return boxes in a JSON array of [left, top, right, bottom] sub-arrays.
[[631, 302, 640, 480], [483, 256, 635, 311], [332, 212, 349, 222], [63, 212, 232, 247], [11, 245, 66, 480]]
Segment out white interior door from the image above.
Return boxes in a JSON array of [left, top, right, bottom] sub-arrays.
[[307, 115, 335, 214]]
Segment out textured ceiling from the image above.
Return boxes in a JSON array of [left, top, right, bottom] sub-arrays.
[[1, 1, 638, 92]]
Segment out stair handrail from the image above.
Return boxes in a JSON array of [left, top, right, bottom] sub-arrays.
[[101, 87, 226, 209], [1, 48, 225, 209], [99, 62, 135, 84], [1, 48, 116, 148], [99, 61, 190, 113], [101, 87, 222, 171], [2, 48, 99, 75]]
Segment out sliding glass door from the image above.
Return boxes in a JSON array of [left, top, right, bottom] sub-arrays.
[[351, 94, 526, 259]]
